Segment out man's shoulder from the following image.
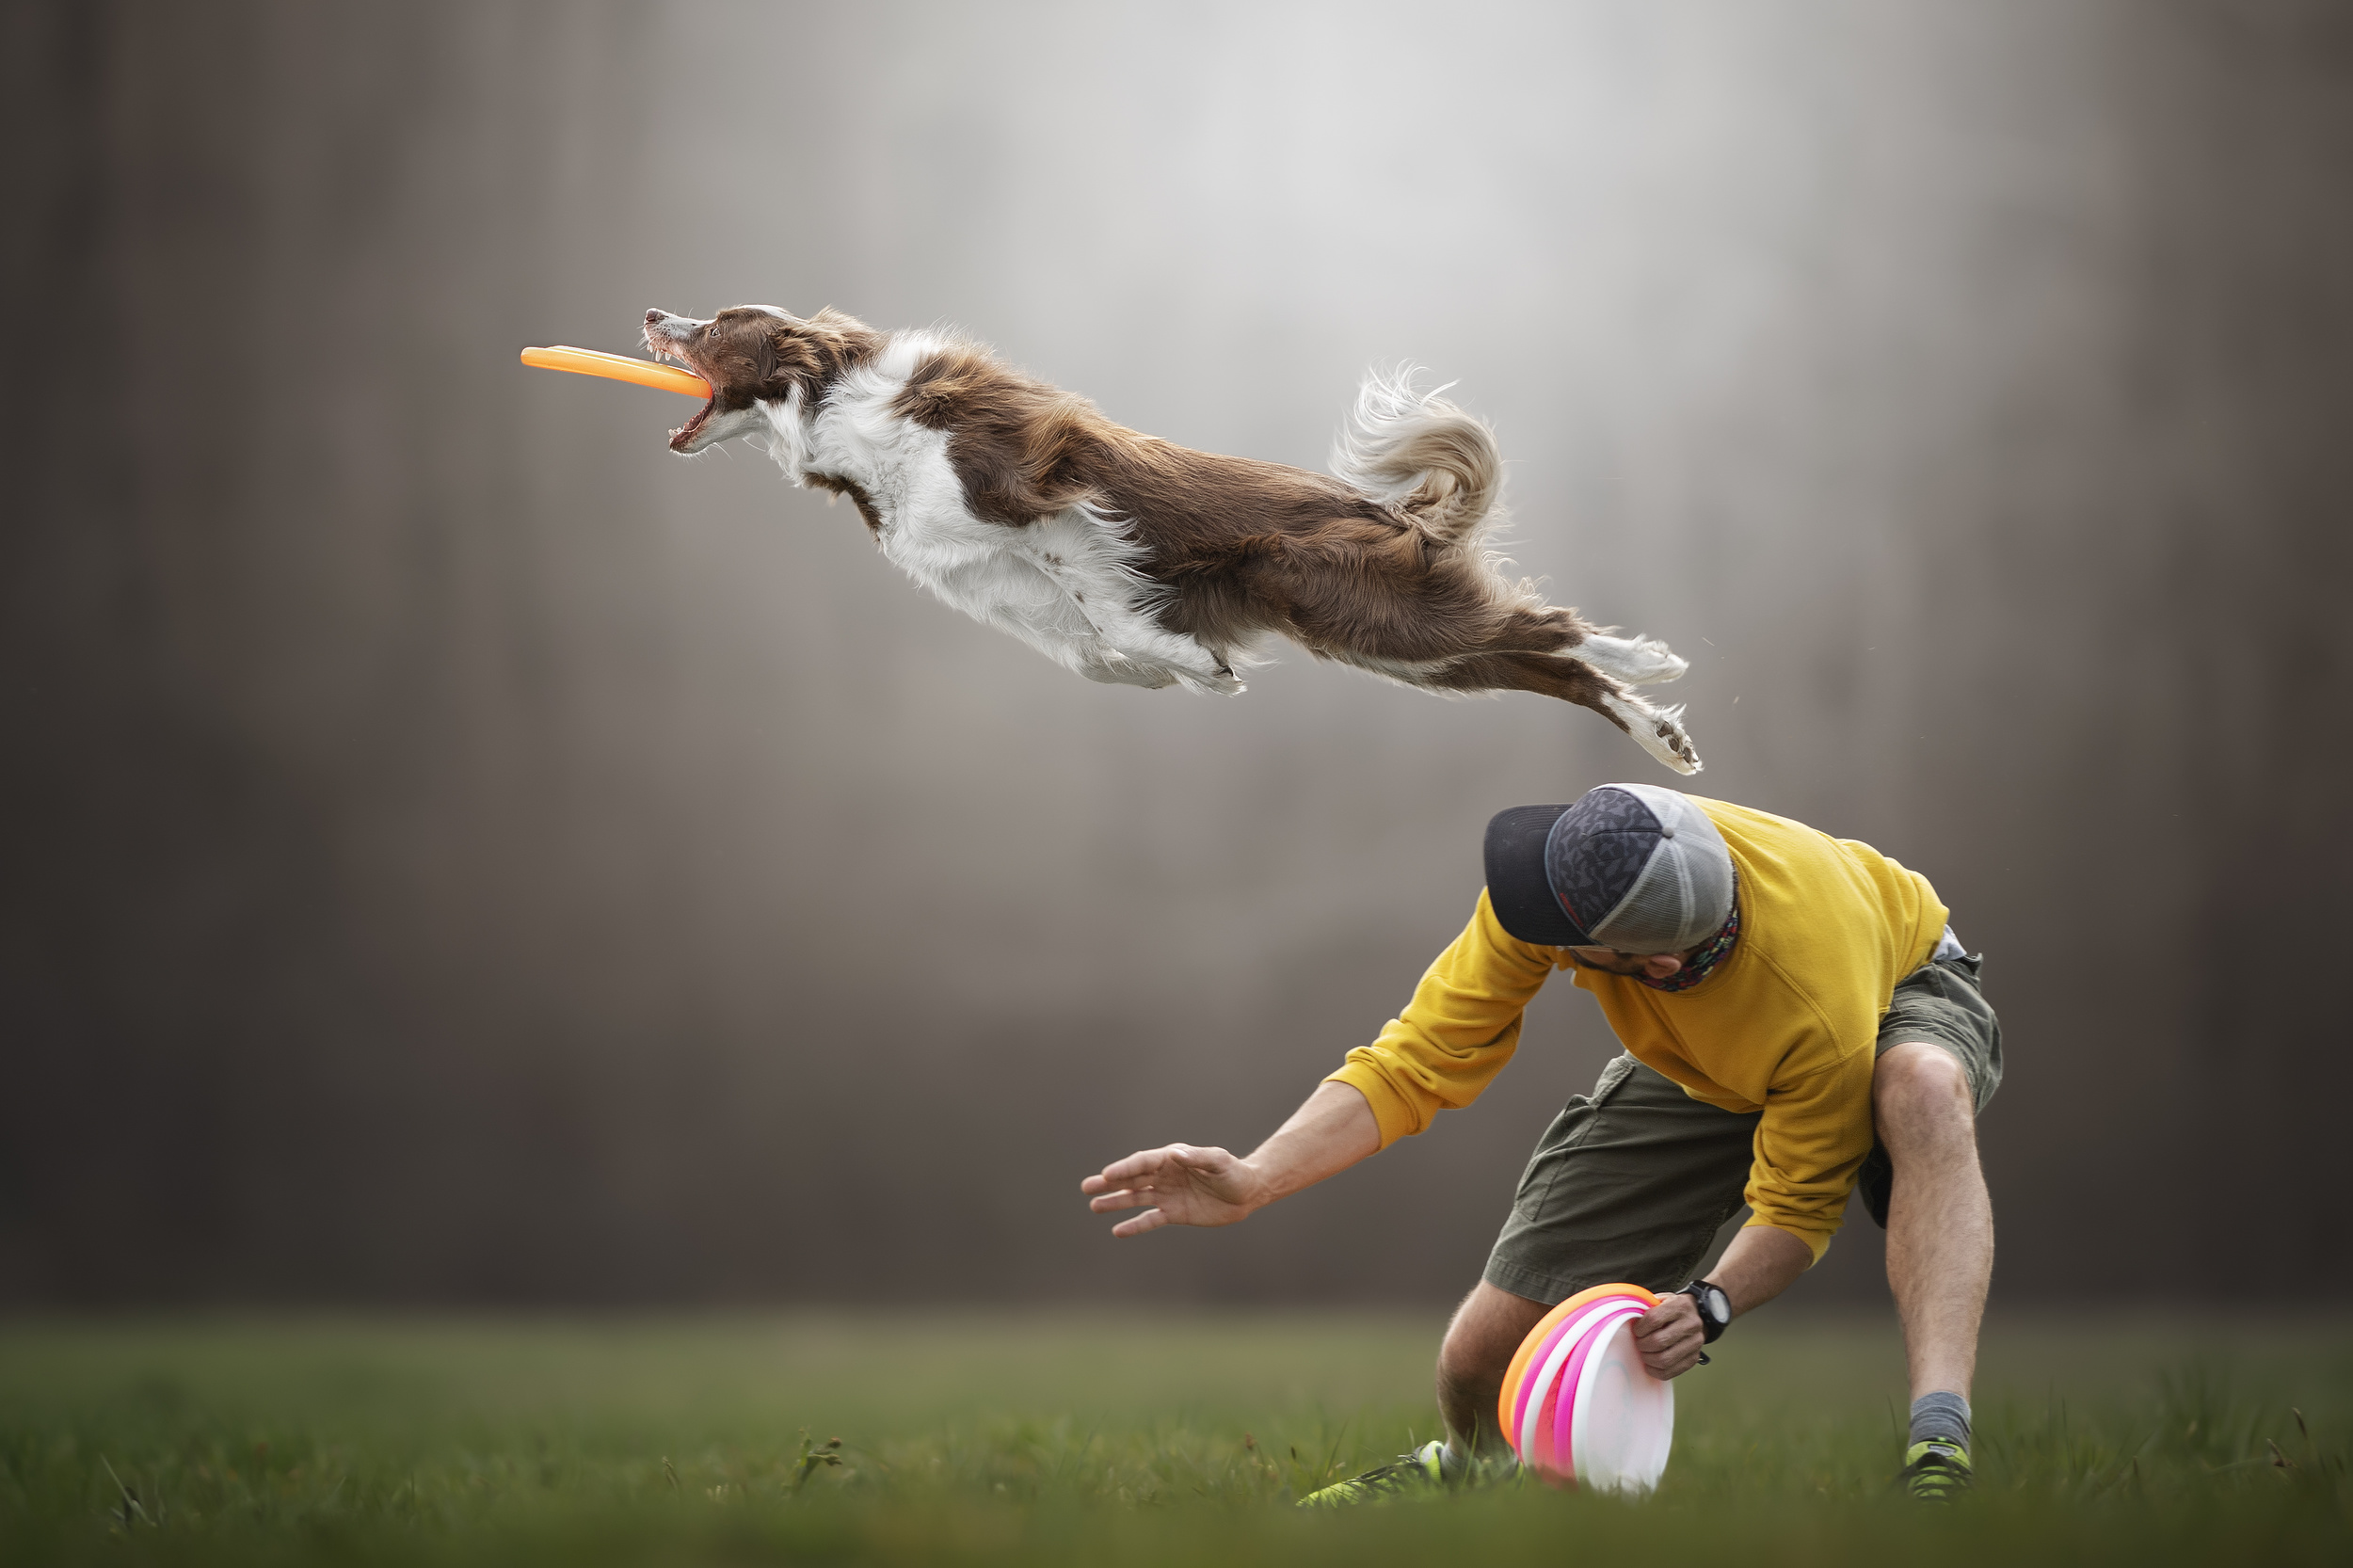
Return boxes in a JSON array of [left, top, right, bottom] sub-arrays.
[[1693, 797, 1848, 861], [1696, 797, 1940, 904]]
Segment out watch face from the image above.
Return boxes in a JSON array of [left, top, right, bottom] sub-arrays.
[[1699, 1285, 1730, 1323]]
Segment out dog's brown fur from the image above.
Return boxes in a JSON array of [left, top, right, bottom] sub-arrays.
[[660, 307, 1698, 766]]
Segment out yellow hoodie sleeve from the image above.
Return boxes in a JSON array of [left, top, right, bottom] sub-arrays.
[[1325, 889, 1558, 1147], [1740, 1044, 1879, 1261]]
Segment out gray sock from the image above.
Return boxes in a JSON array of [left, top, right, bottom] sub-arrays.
[[1909, 1391, 1972, 1451]]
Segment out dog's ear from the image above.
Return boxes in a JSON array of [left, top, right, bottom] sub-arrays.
[[758, 309, 875, 401], [751, 321, 786, 388], [760, 320, 818, 397]]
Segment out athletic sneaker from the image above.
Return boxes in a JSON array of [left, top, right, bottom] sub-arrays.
[[1296, 1440, 1463, 1507], [1900, 1439, 1974, 1501]]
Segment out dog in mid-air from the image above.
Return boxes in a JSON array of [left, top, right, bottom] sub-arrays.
[[642, 305, 1701, 773]]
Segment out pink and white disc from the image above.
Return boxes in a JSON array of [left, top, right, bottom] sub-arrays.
[[1563, 1314, 1674, 1494], [1515, 1298, 1643, 1471]]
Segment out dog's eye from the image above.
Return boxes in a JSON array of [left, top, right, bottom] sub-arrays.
[[705, 327, 719, 340]]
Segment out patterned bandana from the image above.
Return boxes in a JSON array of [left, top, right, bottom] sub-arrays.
[[1640, 872, 1740, 993]]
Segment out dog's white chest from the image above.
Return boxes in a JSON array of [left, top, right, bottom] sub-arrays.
[[764, 342, 1239, 695]]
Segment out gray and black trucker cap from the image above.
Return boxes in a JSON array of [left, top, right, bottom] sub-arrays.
[[1483, 784, 1735, 953]]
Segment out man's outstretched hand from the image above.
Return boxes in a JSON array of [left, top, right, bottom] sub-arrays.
[[1080, 1144, 1267, 1237], [1079, 1083, 1383, 1239]]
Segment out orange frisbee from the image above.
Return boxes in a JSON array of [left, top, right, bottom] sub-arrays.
[[520, 344, 710, 398]]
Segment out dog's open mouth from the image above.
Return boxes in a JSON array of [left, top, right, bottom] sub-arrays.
[[649, 344, 718, 451], [669, 394, 716, 451]]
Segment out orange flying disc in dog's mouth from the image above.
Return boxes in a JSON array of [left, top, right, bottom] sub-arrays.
[[520, 345, 711, 398]]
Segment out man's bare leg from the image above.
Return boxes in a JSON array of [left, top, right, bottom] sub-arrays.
[[1874, 1042, 1994, 1401], [1436, 1281, 1549, 1456]]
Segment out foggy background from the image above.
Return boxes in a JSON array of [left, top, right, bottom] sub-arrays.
[[4, 0, 2347, 1310]]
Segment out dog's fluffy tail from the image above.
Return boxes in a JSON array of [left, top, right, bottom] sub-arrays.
[[1329, 365, 1504, 545]]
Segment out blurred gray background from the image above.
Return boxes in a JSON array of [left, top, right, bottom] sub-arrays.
[[3, 0, 2347, 1309]]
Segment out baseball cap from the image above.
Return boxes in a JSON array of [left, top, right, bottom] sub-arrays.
[[1483, 784, 1735, 953]]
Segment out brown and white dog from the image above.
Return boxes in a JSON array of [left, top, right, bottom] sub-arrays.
[[643, 306, 1700, 773]]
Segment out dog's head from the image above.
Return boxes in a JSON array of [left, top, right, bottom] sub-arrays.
[[642, 306, 877, 455]]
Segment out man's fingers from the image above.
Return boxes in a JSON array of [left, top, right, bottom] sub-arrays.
[[1635, 1321, 1697, 1353], [1089, 1183, 1181, 1215], [1632, 1313, 1701, 1378], [1081, 1159, 1172, 1200], [1630, 1304, 1702, 1378], [1083, 1144, 1236, 1206], [1638, 1338, 1695, 1376], [1645, 1351, 1699, 1381], [1086, 1144, 1216, 1192], [1631, 1301, 1695, 1341], [1080, 1144, 1244, 1238]]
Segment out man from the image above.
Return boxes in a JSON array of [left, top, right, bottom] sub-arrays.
[[1079, 784, 1999, 1502]]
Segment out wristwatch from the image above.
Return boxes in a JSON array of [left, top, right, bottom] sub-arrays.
[[1678, 1279, 1732, 1344]]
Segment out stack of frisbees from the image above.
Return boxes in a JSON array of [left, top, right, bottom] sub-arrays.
[[1497, 1283, 1675, 1493]]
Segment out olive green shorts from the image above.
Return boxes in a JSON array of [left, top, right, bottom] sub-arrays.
[[1481, 952, 2002, 1305]]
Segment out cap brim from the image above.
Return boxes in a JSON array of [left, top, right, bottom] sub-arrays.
[[1485, 805, 1595, 947]]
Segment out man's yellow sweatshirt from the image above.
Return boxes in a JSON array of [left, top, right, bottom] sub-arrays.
[[1325, 798, 1948, 1261]]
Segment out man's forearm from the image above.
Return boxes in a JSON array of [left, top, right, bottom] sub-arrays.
[[1239, 1081, 1382, 1210], [1708, 1223, 1814, 1317]]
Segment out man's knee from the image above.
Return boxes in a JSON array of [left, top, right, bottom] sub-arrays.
[[1873, 1042, 1974, 1150], [1438, 1282, 1545, 1393], [1436, 1321, 1510, 1395]]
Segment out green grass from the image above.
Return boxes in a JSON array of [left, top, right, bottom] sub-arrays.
[[1, 1312, 2346, 1564]]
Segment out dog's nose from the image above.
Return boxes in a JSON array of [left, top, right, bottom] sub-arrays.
[[645, 309, 665, 327]]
